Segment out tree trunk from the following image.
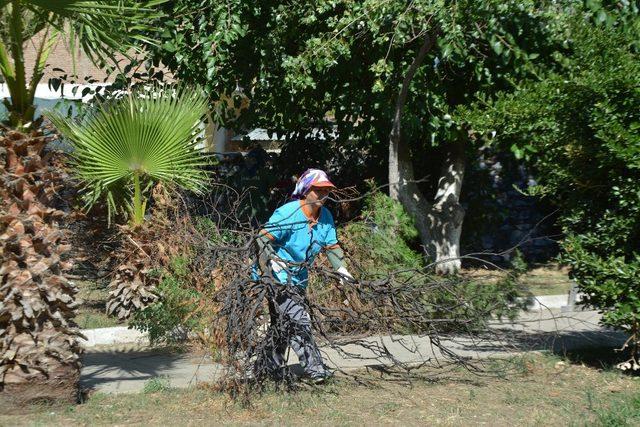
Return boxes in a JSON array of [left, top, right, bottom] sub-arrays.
[[388, 34, 434, 201], [0, 130, 83, 409], [428, 141, 466, 274], [388, 34, 466, 274]]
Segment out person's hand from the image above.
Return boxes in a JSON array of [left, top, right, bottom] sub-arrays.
[[337, 266, 355, 286], [270, 258, 287, 273]]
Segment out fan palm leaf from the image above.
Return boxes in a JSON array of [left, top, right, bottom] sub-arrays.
[[48, 86, 211, 226], [0, 0, 166, 128]]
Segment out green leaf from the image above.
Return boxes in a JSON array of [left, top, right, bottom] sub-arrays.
[[47, 85, 210, 225]]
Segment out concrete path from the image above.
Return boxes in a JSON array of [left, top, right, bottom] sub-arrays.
[[78, 293, 585, 349], [81, 309, 627, 394], [81, 349, 223, 394]]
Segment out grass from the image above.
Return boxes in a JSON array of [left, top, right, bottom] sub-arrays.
[[591, 392, 640, 427], [75, 312, 120, 329], [143, 376, 172, 394], [520, 265, 573, 296], [74, 280, 123, 329], [3, 353, 640, 426], [464, 263, 573, 296]]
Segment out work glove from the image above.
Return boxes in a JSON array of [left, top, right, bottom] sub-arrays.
[[270, 258, 288, 273], [337, 266, 355, 286], [336, 266, 356, 306]]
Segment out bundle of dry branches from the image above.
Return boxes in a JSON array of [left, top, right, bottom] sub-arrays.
[[134, 184, 527, 401]]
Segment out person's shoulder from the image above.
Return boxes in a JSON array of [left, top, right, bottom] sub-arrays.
[[272, 200, 302, 219], [278, 200, 301, 213]]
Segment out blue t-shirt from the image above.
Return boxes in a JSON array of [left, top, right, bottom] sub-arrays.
[[257, 200, 338, 288]]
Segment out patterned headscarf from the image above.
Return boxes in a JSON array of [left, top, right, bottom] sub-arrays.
[[291, 168, 336, 199]]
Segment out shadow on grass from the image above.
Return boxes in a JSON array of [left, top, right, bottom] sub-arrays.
[[556, 346, 636, 371]]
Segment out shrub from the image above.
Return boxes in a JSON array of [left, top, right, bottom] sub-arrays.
[[463, 9, 640, 365], [339, 189, 424, 274], [130, 257, 203, 345]]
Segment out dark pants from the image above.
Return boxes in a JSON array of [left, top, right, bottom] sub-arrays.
[[260, 286, 328, 379]]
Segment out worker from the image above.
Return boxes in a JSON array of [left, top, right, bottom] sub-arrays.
[[255, 168, 355, 383]]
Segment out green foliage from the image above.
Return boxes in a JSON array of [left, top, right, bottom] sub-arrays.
[[0, 0, 165, 128], [341, 189, 423, 273], [463, 8, 640, 341], [130, 257, 202, 345], [195, 216, 245, 247], [48, 86, 211, 226], [151, 0, 566, 159], [417, 276, 523, 333], [565, 239, 640, 331], [142, 376, 172, 394]]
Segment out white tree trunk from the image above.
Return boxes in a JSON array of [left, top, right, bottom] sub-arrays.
[[428, 142, 466, 274], [388, 34, 466, 275]]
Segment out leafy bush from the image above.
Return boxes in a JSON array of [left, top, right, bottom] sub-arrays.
[[565, 239, 640, 335], [340, 188, 424, 274], [130, 257, 203, 345], [463, 9, 640, 364]]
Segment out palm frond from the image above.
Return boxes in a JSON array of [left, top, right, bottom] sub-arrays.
[[48, 86, 211, 225], [17, 0, 166, 63]]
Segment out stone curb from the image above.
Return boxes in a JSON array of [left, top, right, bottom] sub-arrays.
[[519, 291, 585, 311], [80, 326, 148, 348]]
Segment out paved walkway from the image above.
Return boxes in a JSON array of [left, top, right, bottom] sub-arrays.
[[81, 309, 627, 394]]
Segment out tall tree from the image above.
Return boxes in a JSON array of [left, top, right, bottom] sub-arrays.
[[0, 0, 164, 129], [153, 0, 565, 273], [463, 3, 640, 366]]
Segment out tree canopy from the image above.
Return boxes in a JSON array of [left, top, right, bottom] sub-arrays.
[[155, 0, 565, 147], [463, 4, 640, 363]]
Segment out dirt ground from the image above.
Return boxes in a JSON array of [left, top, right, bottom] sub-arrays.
[[2, 353, 639, 426]]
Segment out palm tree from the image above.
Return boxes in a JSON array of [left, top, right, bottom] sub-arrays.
[[0, 0, 163, 129], [49, 86, 211, 320], [0, 127, 82, 406], [49, 86, 210, 227]]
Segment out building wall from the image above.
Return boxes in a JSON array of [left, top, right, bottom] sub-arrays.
[[22, 33, 117, 82]]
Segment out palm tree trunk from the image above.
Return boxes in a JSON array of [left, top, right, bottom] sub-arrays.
[[0, 130, 82, 407], [5, 0, 36, 128], [133, 171, 144, 226]]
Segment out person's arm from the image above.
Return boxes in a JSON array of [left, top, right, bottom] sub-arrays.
[[256, 231, 287, 274], [325, 244, 355, 283], [256, 206, 293, 274], [323, 211, 355, 284]]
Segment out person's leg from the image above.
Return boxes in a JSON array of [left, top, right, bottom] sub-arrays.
[[250, 278, 287, 380], [256, 292, 288, 380], [277, 287, 329, 380]]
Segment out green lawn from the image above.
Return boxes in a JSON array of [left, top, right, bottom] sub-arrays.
[[3, 353, 639, 426], [465, 264, 573, 296], [74, 280, 123, 329]]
